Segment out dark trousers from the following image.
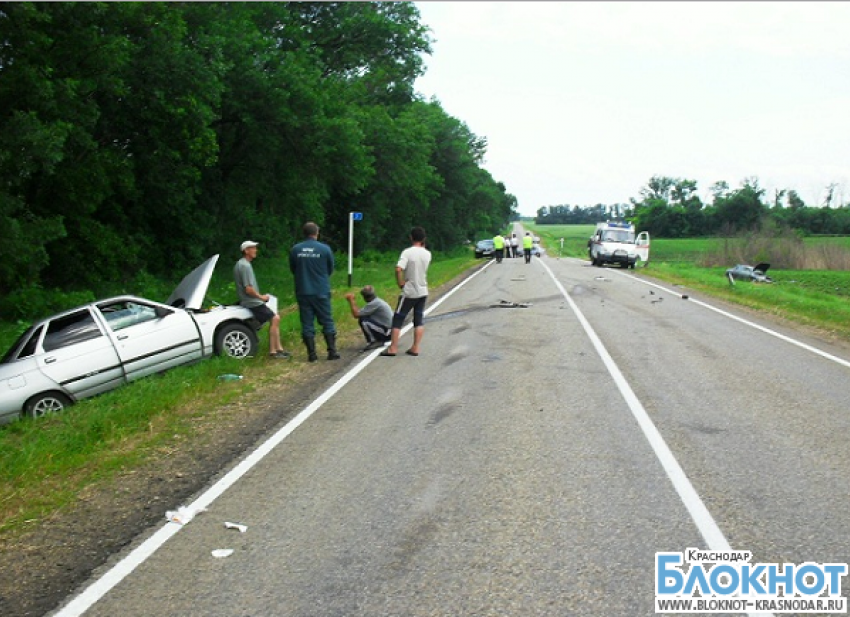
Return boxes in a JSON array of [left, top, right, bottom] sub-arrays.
[[297, 295, 336, 337], [495, 248, 504, 263], [392, 295, 427, 329], [359, 316, 391, 343]]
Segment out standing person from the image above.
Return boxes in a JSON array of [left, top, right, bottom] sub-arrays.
[[344, 285, 393, 351], [510, 233, 519, 258], [523, 232, 534, 264], [289, 222, 339, 362], [493, 232, 505, 263], [233, 241, 291, 359], [380, 226, 432, 357]]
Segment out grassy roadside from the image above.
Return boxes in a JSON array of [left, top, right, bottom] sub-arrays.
[[0, 249, 479, 539], [526, 222, 850, 343]]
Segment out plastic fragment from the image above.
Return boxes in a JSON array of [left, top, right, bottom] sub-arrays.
[[211, 549, 234, 558]]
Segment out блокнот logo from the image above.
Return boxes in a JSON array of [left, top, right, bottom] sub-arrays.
[[656, 548, 848, 614]]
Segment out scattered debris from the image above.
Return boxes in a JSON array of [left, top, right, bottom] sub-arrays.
[[682, 295, 689, 300], [490, 300, 531, 308], [217, 374, 243, 381], [211, 549, 234, 559], [225, 522, 248, 533], [594, 276, 611, 282], [166, 505, 206, 525]]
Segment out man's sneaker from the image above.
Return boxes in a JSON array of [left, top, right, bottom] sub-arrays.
[[270, 350, 292, 359]]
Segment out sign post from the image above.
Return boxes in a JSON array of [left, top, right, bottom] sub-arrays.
[[348, 211, 363, 287]]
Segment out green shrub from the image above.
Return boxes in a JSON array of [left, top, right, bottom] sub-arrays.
[[0, 285, 96, 322]]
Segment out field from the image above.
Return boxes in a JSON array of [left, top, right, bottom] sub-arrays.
[[526, 223, 850, 341]]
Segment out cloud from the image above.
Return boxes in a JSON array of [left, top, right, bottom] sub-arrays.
[[415, 2, 850, 213]]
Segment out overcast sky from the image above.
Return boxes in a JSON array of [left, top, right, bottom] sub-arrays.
[[412, 1, 850, 216]]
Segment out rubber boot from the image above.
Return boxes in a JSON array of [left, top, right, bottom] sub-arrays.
[[302, 336, 318, 362], [324, 332, 341, 360]]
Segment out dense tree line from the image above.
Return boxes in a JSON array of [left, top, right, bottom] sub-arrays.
[[0, 2, 516, 296], [536, 175, 850, 237]]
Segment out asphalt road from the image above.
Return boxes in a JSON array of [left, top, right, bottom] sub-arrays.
[[53, 235, 850, 617]]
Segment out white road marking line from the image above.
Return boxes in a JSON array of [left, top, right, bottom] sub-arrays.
[[540, 259, 774, 617], [610, 266, 850, 369], [52, 260, 493, 617]]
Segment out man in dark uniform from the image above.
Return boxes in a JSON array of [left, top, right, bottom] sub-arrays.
[[289, 222, 339, 361]]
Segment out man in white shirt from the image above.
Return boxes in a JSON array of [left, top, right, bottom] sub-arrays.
[[381, 226, 431, 357]]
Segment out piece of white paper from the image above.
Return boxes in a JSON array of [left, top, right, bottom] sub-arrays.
[[211, 549, 234, 559], [224, 521, 247, 533]]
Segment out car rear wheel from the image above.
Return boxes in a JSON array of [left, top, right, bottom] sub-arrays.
[[215, 323, 258, 358], [25, 392, 72, 419]]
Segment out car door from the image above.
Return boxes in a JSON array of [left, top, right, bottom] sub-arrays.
[[96, 300, 203, 382], [635, 231, 650, 264], [38, 308, 125, 399]]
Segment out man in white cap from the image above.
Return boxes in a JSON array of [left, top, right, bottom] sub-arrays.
[[234, 240, 290, 359]]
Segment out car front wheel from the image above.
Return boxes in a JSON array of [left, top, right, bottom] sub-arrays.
[[215, 323, 259, 358], [25, 392, 72, 419]]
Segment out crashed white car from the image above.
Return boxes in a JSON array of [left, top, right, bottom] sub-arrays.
[[0, 255, 269, 424]]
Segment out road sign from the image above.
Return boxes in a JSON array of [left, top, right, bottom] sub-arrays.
[[351, 212, 363, 221]]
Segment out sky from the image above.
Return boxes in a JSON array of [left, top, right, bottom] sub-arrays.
[[412, 1, 850, 216]]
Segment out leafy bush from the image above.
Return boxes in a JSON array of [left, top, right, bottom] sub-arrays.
[[0, 285, 95, 322]]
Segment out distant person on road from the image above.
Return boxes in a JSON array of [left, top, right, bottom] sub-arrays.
[[344, 285, 393, 351], [523, 232, 534, 264], [234, 241, 291, 359], [381, 226, 432, 357], [510, 233, 519, 258], [289, 222, 339, 362], [493, 233, 505, 263]]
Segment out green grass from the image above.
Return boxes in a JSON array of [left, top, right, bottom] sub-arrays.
[[524, 223, 595, 257], [0, 248, 478, 537], [528, 223, 850, 340], [644, 263, 850, 338]]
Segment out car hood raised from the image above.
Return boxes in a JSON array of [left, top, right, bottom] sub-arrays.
[[754, 262, 771, 274], [166, 255, 219, 310]]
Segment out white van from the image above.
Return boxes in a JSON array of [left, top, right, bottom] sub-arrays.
[[588, 221, 650, 268]]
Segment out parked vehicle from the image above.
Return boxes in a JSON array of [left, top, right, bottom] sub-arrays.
[[588, 221, 650, 268], [725, 263, 773, 283], [474, 239, 495, 258], [0, 255, 267, 424]]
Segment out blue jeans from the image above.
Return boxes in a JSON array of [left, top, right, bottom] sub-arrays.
[[297, 295, 336, 338]]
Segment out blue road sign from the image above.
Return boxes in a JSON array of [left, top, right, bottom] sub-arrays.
[[351, 212, 363, 221]]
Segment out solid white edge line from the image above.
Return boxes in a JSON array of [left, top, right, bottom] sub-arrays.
[[608, 266, 850, 370], [52, 259, 494, 617], [540, 258, 774, 617]]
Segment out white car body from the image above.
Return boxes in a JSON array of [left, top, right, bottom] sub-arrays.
[[0, 255, 267, 424]]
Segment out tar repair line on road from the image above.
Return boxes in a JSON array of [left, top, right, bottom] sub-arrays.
[[539, 258, 775, 617], [52, 259, 495, 617]]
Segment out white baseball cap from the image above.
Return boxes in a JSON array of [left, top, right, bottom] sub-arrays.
[[240, 240, 259, 252]]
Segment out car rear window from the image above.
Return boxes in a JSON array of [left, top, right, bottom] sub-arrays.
[[43, 310, 103, 352], [1, 325, 44, 363]]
